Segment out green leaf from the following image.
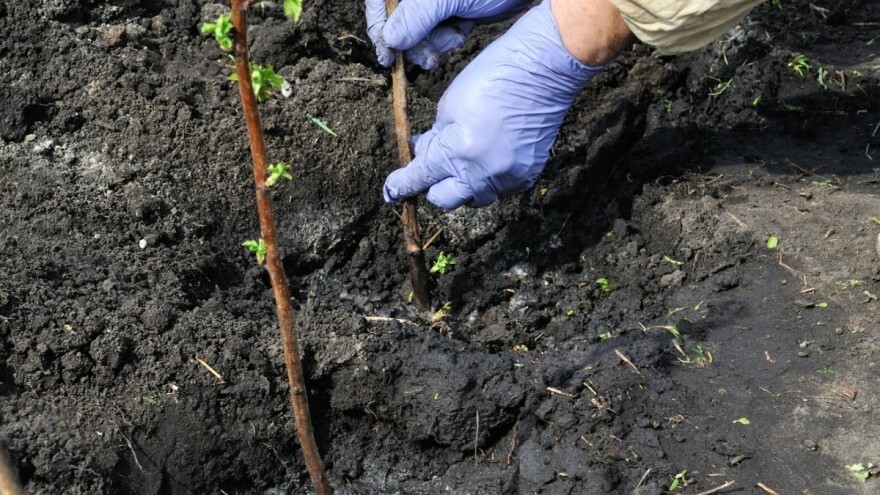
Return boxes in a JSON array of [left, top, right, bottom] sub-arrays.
[[846, 463, 873, 482], [430, 252, 456, 275], [766, 235, 779, 249], [733, 417, 751, 425], [595, 277, 612, 293], [229, 63, 284, 102], [242, 238, 267, 264], [266, 162, 293, 187], [201, 14, 234, 52], [283, 0, 303, 23], [306, 114, 338, 137]]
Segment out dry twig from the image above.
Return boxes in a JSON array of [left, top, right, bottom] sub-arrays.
[[756, 482, 782, 495], [614, 348, 643, 377], [694, 480, 736, 495], [194, 356, 225, 383]]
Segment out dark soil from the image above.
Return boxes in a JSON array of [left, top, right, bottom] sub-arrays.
[[2, 0, 879, 494]]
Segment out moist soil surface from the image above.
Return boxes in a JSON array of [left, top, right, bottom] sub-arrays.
[[2, 1, 879, 494]]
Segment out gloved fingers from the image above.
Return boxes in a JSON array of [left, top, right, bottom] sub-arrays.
[[384, 125, 461, 203], [412, 128, 438, 157], [468, 177, 501, 208], [427, 19, 475, 54], [426, 177, 475, 210], [365, 0, 395, 67], [403, 39, 440, 70], [384, 0, 454, 50]]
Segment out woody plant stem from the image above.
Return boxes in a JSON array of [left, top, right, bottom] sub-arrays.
[[230, 1, 331, 493], [386, 0, 431, 311]]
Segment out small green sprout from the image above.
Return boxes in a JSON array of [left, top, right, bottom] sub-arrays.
[[771, 0, 782, 9], [430, 252, 456, 275], [595, 277, 612, 294], [662, 255, 684, 265], [201, 13, 234, 51], [433, 392, 440, 400], [733, 417, 751, 425], [870, 216, 880, 225], [229, 63, 284, 102], [789, 54, 811, 77], [669, 470, 690, 491], [752, 95, 762, 106], [816, 66, 828, 90], [836, 279, 860, 290], [431, 301, 453, 323], [513, 344, 529, 353], [242, 238, 268, 264], [598, 331, 612, 340], [816, 366, 835, 375], [513, 362, 525, 368], [816, 302, 828, 308], [266, 162, 293, 187], [846, 463, 875, 482], [811, 179, 834, 187], [766, 235, 779, 249], [709, 78, 733, 97], [693, 301, 704, 311], [566, 309, 575, 317], [283, 0, 303, 22], [145, 396, 158, 405], [664, 325, 681, 337], [306, 114, 338, 137]]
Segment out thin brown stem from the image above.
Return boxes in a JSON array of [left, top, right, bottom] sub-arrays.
[[230, 2, 331, 494], [386, 0, 430, 310]]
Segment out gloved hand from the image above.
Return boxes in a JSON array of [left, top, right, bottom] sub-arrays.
[[365, 0, 532, 70], [383, 1, 602, 209]]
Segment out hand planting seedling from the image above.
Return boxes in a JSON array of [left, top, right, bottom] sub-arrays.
[[430, 252, 456, 275], [202, 2, 330, 493]]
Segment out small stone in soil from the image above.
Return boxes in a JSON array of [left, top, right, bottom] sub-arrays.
[[802, 439, 818, 451], [138, 239, 147, 249], [797, 351, 810, 357]]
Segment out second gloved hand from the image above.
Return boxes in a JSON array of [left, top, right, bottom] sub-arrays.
[[383, 1, 602, 209], [366, 0, 531, 70]]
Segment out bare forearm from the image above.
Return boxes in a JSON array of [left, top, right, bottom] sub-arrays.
[[551, 0, 634, 66]]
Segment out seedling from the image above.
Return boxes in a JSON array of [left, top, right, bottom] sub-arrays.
[[513, 344, 529, 353], [752, 95, 762, 106], [846, 463, 876, 482], [771, 0, 782, 9], [283, 0, 303, 22], [266, 162, 293, 187], [816, 66, 828, 90], [145, 396, 158, 405], [433, 392, 440, 400], [431, 301, 453, 323], [566, 309, 575, 317], [595, 277, 612, 294], [766, 235, 779, 249], [733, 417, 751, 425], [203, 3, 330, 492], [201, 13, 233, 51], [836, 279, 860, 290], [306, 114, 338, 137], [870, 216, 880, 225], [430, 252, 456, 275], [811, 179, 834, 187], [708, 78, 733, 97], [669, 470, 691, 491], [662, 255, 683, 265], [229, 63, 284, 102], [664, 325, 681, 337], [242, 238, 267, 264], [598, 331, 612, 340], [789, 54, 811, 76], [816, 302, 828, 308]]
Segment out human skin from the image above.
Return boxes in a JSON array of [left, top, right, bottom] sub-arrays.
[[551, 0, 636, 65]]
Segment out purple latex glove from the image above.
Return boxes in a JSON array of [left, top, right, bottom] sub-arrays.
[[365, 0, 532, 70], [383, 1, 602, 209]]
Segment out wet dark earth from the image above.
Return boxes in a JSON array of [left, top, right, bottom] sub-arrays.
[[1, 0, 879, 494]]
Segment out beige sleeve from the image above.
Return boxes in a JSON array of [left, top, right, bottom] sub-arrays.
[[607, 0, 766, 54]]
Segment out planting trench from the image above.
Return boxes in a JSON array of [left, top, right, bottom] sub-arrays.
[[1, 0, 879, 493]]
